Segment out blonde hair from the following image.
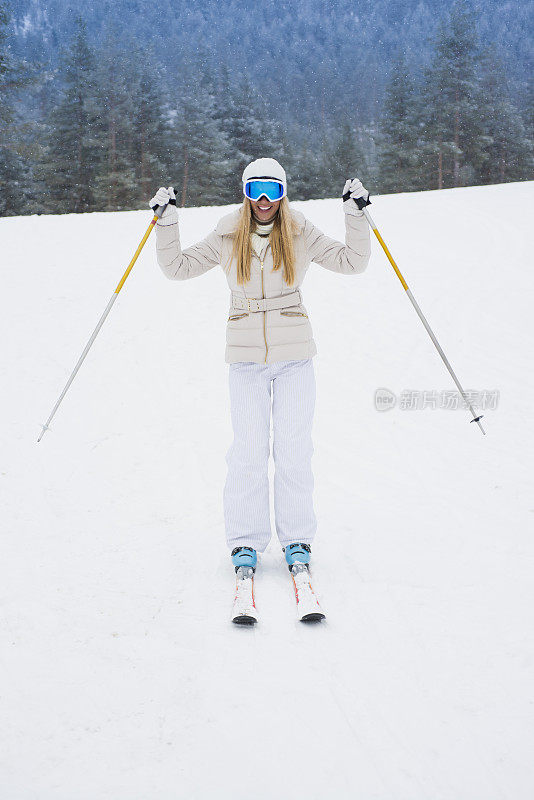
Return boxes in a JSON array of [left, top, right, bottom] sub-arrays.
[[225, 196, 300, 286]]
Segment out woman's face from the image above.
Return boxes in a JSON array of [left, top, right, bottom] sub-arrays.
[[250, 195, 281, 224]]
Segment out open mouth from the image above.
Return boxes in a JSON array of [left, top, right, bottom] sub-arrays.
[[258, 204, 272, 211]]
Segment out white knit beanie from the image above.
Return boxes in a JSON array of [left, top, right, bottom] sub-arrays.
[[242, 157, 287, 194]]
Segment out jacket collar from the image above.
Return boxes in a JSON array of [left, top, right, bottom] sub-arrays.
[[216, 206, 305, 236]]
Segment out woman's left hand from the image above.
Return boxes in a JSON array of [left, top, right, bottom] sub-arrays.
[[343, 178, 370, 216]]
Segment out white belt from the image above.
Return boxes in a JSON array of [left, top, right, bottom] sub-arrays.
[[231, 289, 302, 313]]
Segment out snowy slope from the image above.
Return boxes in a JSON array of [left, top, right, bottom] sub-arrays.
[[1, 182, 533, 799]]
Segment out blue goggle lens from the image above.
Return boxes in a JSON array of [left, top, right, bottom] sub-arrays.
[[244, 180, 285, 202]]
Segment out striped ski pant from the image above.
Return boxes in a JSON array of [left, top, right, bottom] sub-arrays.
[[223, 359, 317, 553]]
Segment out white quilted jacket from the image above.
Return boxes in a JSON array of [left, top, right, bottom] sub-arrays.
[[156, 206, 371, 364]]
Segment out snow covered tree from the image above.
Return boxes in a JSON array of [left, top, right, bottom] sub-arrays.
[[376, 54, 421, 193], [275, 127, 315, 201], [474, 48, 533, 184], [420, 1, 485, 188], [130, 72, 174, 207], [4, 0, 533, 214], [522, 80, 534, 147], [221, 74, 285, 201], [111, 42, 175, 209], [321, 119, 368, 199], [0, 1, 34, 215], [295, 140, 329, 200], [91, 32, 137, 211], [171, 77, 234, 207], [211, 62, 243, 202], [40, 18, 100, 213], [227, 75, 269, 171]]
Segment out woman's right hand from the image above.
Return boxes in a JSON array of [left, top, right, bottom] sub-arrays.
[[149, 186, 178, 225]]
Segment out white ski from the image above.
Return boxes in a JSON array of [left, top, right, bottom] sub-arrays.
[[290, 564, 325, 622], [231, 566, 258, 625]]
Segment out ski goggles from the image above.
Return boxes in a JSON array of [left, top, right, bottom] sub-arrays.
[[243, 179, 286, 202]]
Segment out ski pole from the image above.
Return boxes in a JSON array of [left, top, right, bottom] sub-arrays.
[[37, 201, 170, 442], [344, 188, 485, 435]]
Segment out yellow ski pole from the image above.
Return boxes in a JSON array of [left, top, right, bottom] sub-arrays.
[[37, 201, 169, 442], [344, 188, 485, 435]]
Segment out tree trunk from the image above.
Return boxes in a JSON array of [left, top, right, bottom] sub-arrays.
[[110, 115, 116, 209], [76, 91, 83, 213], [181, 145, 189, 207], [107, 74, 117, 211], [140, 129, 146, 198], [453, 90, 460, 186], [499, 141, 505, 183]]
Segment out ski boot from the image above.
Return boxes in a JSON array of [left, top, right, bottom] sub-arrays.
[[231, 547, 258, 625], [283, 543, 325, 622]]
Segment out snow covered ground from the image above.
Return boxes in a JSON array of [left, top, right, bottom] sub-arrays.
[[1, 181, 533, 799]]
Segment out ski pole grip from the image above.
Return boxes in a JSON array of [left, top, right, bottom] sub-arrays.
[[152, 195, 177, 218], [343, 184, 371, 210], [355, 194, 371, 211], [153, 203, 167, 219]]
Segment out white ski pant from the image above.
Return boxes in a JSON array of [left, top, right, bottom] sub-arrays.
[[223, 359, 317, 553]]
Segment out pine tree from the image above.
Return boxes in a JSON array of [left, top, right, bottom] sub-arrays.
[[420, 1, 484, 189], [294, 138, 328, 200], [40, 18, 100, 213], [376, 54, 421, 193], [172, 77, 233, 207], [475, 48, 533, 184], [321, 119, 368, 199], [212, 62, 242, 202], [92, 32, 137, 212], [228, 75, 267, 169], [123, 44, 174, 208], [522, 80, 534, 146], [276, 125, 308, 201], [0, 1, 34, 215], [222, 75, 285, 199]]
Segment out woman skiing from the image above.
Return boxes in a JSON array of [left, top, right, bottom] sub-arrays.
[[150, 158, 371, 624]]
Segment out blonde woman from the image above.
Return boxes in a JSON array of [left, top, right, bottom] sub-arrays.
[[150, 158, 371, 624]]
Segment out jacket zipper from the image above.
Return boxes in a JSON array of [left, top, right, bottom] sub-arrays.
[[260, 243, 271, 363]]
